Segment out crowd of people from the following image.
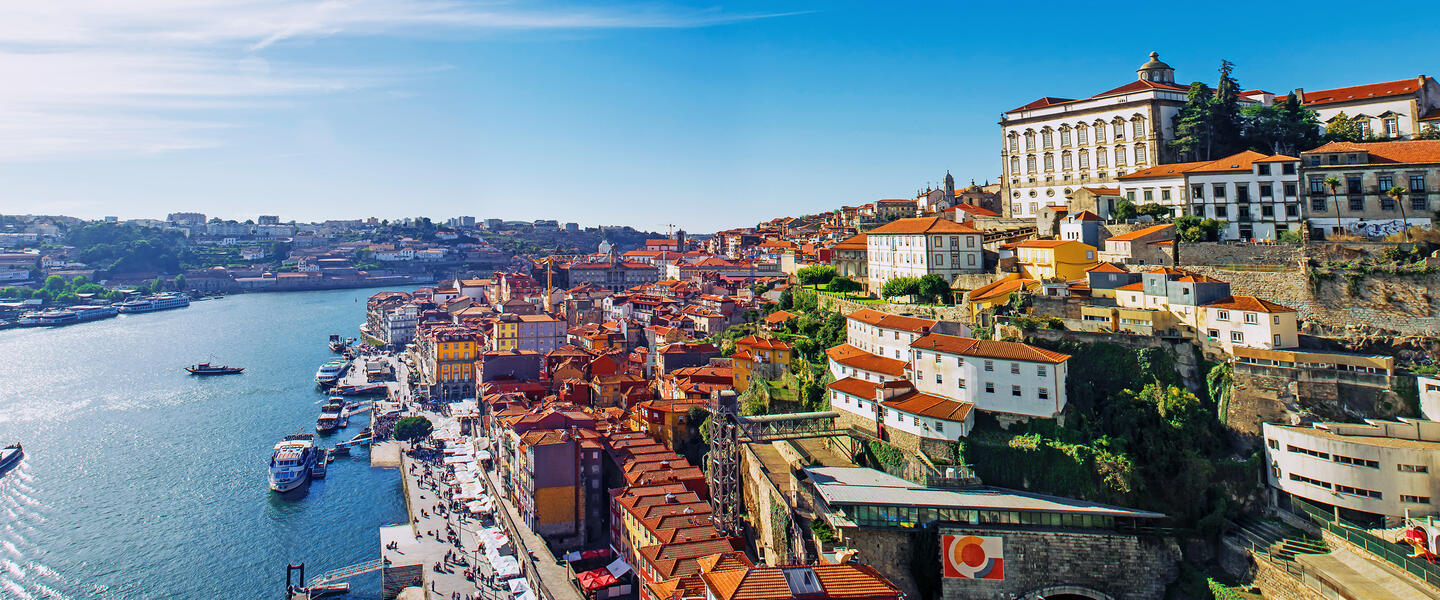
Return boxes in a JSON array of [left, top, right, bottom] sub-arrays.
[[407, 439, 510, 600]]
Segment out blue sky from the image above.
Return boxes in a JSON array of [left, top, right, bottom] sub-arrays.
[[3, 1, 1438, 232]]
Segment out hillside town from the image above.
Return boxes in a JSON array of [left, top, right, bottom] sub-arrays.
[[8, 53, 1440, 600]]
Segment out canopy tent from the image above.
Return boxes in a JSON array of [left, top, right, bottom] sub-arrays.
[[577, 567, 619, 590], [605, 557, 631, 579], [443, 455, 474, 465], [492, 555, 521, 579], [475, 450, 492, 461]]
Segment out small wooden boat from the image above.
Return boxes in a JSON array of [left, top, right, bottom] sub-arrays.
[[186, 363, 245, 375]]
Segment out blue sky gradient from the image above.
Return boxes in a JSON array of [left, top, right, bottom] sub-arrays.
[[3, 1, 1438, 231]]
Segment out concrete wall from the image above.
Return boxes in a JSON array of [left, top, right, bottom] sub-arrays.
[[937, 526, 1180, 600], [1227, 362, 1410, 441]]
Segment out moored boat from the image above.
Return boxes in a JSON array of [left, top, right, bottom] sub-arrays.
[[316, 398, 347, 434], [186, 362, 245, 375], [269, 434, 317, 493], [333, 382, 387, 396], [328, 334, 346, 353], [18, 309, 78, 327], [315, 360, 349, 386], [116, 293, 190, 314]]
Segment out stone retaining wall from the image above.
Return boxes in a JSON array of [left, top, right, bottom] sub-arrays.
[[937, 526, 1180, 600]]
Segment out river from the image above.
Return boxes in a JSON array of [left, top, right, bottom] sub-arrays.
[[0, 288, 409, 599]]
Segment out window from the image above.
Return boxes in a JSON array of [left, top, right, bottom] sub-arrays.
[[1399, 464, 1430, 473], [1208, 329, 1219, 340], [935, 373, 942, 384], [1134, 144, 1147, 164], [1077, 126, 1088, 145], [1026, 156, 1037, 172], [1411, 174, 1427, 192], [935, 421, 944, 432], [1011, 385, 1022, 396], [984, 360, 993, 372], [1096, 149, 1107, 168], [1258, 164, 1271, 176], [1349, 196, 1363, 211], [1289, 473, 1331, 489], [1061, 153, 1072, 170], [957, 378, 966, 389], [1078, 151, 1089, 169], [934, 254, 944, 265], [1010, 362, 1020, 374], [1287, 445, 1330, 460], [934, 353, 941, 364], [1133, 120, 1145, 138], [1283, 163, 1296, 175], [1024, 131, 1035, 151], [1267, 438, 1279, 449], [1335, 484, 1382, 499], [967, 236, 976, 248], [1260, 184, 1273, 198], [1231, 331, 1244, 343], [1038, 387, 1049, 399], [1042, 130, 1053, 149], [1333, 454, 1379, 468], [1403, 495, 1431, 504], [1044, 154, 1055, 172], [1378, 175, 1393, 190], [1237, 184, 1250, 203], [1385, 117, 1399, 137], [1144, 189, 1153, 202], [1060, 129, 1071, 146], [1094, 122, 1105, 140], [1215, 310, 1229, 321], [1161, 189, 1171, 202], [985, 382, 994, 393], [1037, 365, 1047, 377], [1346, 175, 1362, 195], [1284, 183, 1297, 197], [1244, 312, 1257, 324], [1114, 147, 1126, 166], [1008, 135, 1018, 153], [1213, 184, 1226, 199]]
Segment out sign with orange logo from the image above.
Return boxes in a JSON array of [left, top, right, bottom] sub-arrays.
[[942, 534, 1004, 580]]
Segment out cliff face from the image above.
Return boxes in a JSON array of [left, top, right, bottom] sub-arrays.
[[1183, 266, 1440, 340]]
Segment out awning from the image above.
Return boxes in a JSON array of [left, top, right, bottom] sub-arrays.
[[577, 567, 619, 590], [605, 557, 631, 579], [475, 450, 492, 461], [492, 555, 521, 579]]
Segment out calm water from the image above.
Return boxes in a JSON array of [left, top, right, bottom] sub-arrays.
[[0, 288, 408, 600]]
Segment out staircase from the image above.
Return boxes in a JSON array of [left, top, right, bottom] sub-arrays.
[[1230, 518, 1327, 564]]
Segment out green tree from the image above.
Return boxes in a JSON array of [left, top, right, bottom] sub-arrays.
[[1113, 199, 1139, 221], [916, 274, 953, 304], [827, 276, 862, 295], [1210, 60, 1244, 156], [1388, 186, 1411, 242], [393, 416, 434, 442], [43, 275, 66, 292], [795, 265, 837, 288], [1324, 112, 1363, 142], [1170, 82, 1215, 161], [173, 274, 187, 290], [1418, 124, 1440, 140], [880, 276, 921, 300], [1277, 93, 1322, 153], [1324, 175, 1343, 237], [1136, 203, 1174, 221]]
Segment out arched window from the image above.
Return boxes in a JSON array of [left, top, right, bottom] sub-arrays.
[[1114, 146, 1126, 166], [1132, 118, 1146, 138], [1024, 131, 1036, 151], [1078, 150, 1090, 169], [1076, 124, 1088, 145], [1010, 156, 1020, 174], [1041, 129, 1053, 149], [1008, 133, 1018, 153], [1059, 127, 1071, 147], [1044, 154, 1055, 171], [1061, 152, 1073, 170], [1112, 118, 1127, 141], [1026, 155, 1037, 172], [1134, 144, 1147, 164]]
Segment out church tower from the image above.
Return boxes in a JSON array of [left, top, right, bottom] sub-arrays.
[[943, 171, 955, 204], [1136, 52, 1175, 84]]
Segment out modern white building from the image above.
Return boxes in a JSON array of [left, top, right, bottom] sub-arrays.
[[1422, 376, 1440, 421], [1264, 419, 1440, 524], [864, 217, 983, 295]]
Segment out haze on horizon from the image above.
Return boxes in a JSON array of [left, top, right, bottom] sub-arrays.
[[2, 0, 1437, 231]]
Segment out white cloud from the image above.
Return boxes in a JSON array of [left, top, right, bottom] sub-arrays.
[[0, 1, 793, 161]]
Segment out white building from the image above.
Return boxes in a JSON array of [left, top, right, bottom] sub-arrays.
[[240, 247, 265, 260], [1421, 376, 1440, 421], [385, 304, 419, 347], [1264, 420, 1440, 523], [826, 343, 909, 383], [375, 247, 415, 261], [864, 217, 983, 295], [827, 377, 976, 443], [1197, 296, 1299, 354], [844, 308, 939, 360], [909, 333, 1070, 420], [1116, 151, 1303, 241], [1285, 76, 1440, 140]]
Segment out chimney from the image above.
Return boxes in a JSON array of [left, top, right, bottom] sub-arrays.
[[664, 492, 677, 504]]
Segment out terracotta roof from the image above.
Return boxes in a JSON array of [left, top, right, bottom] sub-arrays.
[[1283, 77, 1431, 106], [1115, 160, 1211, 180], [1421, 108, 1440, 122], [911, 333, 1071, 364], [704, 563, 902, 600], [883, 390, 973, 422], [830, 234, 868, 250], [1185, 150, 1296, 174], [826, 344, 908, 377], [735, 335, 792, 351], [1090, 78, 1188, 98], [844, 308, 938, 333], [1115, 282, 1145, 291], [763, 310, 799, 325], [1303, 140, 1440, 165], [1106, 223, 1174, 242], [966, 277, 1034, 302], [827, 377, 882, 399], [866, 217, 980, 235], [1203, 295, 1295, 313], [947, 203, 999, 217], [1012, 239, 1077, 249], [1006, 96, 1077, 113], [1067, 210, 1104, 221], [875, 198, 915, 205], [1086, 262, 1128, 274]]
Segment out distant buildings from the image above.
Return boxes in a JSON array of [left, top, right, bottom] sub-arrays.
[[1300, 140, 1440, 238], [1117, 150, 1303, 241], [1283, 76, 1440, 140]]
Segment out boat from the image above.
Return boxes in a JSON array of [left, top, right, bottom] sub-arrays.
[[186, 362, 245, 375], [18, 308, 79, 327], [316, 398, 347, 434], [328, 334, 347, 353], [0, 443, 22, 475], [310, 449, 330, 478], [332, 383, 387, 397], [115, 293, 191, 314], [269, 434, 318, 493], [315, 360, 349, 386], [73, 304, 119, 322]]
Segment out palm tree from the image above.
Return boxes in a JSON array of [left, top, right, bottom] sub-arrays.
[[1323, 176, 1342, 238], [1388, 186, 1411, 242]]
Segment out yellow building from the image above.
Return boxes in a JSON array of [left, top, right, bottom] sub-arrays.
[[730, 335, 794, 391], [492, 315, 519, 351], [419, 325, 478, 401], [964, 274, 1040, 322], [1012, 239, 1098, 281]]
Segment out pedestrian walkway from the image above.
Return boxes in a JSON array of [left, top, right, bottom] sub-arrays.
[[482, 468, 585, 600]]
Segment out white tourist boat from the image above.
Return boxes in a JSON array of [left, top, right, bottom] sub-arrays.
[[315, 360, 350, 386], [115, 293, 191, 314], [268, 433, 318, 493]]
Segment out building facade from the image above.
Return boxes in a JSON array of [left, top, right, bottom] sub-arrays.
[[1285, 76, 1440, 140], [1300, 140, 1440, 238], [864, 217, 983, 295], [1265, 420, 1440, 524]]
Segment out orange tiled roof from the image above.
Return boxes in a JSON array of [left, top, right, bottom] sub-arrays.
[[1203, 295, 1295, 313], [826, 344, 908, 377], [1086, 262, 1128, 274], [827, 377, 882, 399], [866, 217, 980, 235], [1284, 77, 1431, 106], [831, 234, 868, 250], [911, 333, 1071, 364], [1115, 282, 1145, 291], [882, 390, 973, 422], [966, 277, 1034, 302], [844, 308, 938, 333], [704, 563, 903, 600], [1303, 140, 1440, 165], [1107, 223, 1174, 242], [1012, 239, 1077, 249]]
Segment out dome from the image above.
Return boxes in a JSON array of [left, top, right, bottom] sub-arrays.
[[1136, 52, 1174, 83], [1138, 51, 1170, 71]]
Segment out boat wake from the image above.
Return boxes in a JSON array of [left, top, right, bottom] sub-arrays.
[[0, 467, 87, 600]]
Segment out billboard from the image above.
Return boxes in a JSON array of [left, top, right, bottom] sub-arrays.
[[942, 534, 1004, 580]]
